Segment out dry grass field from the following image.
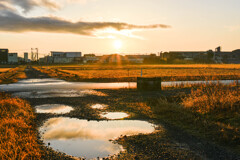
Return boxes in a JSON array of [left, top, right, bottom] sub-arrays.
[[0, 93, 41, 159], [36, 64, 240, 82], [0, 66, 26, 84], [0, 65, 239, 159], [0, 68, 12, 73], [151, 83, 240, 153]]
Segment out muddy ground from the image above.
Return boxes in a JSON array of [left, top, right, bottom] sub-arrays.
[[16, 67, 240, 159]]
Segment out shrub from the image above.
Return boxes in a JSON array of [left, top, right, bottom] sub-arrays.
[[182, 83, 240, 113]]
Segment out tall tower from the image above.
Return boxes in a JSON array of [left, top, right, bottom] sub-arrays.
[[31, 48, 38, 62]]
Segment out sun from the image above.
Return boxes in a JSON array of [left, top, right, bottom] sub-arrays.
[[114, 40, 122, 50]]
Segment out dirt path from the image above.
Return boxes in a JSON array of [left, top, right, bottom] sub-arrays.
[[20, 67, 240, 159], [24, 66, 50, 79], [26, 90, 240, 160]]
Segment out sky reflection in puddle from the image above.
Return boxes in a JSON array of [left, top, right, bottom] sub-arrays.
[[101, 112, 129, 119], [13, 89, 107, 98], [91, 104, 108, 109], [35, 104, 74, 114], [40, 117, 156, 159]]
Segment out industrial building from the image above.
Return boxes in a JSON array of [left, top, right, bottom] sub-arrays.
[[0, 49, 8, 64], [24, 52, 28, 62], [160, 46, 240, 63], [161, 51, 205, 61], [83, 54, 99, 63], [51, 51, 82, 63], [8, 53, 18, 64], [213, 47, 240, 63]]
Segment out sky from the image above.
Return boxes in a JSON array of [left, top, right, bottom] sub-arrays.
[[0, 0, 239, 57]]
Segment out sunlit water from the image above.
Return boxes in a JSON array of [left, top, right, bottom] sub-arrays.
[[101, 112, 129, 119], [91, 104, 108, 109], [40, 117, 156, 159], [35, 104, 74, 114], [12, 89, 106, 98], [0, 78, 135, 92], [0, 78, 238, 92]]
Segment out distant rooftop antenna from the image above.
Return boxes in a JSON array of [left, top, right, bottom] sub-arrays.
[[31, 48, 39, 61]]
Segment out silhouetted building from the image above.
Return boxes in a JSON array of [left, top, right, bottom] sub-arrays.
[[24, 52, 28, 62], [214, 48, 240, 64], [0, 49, 8, 64], [125, 55, 144, 64], [51, 51, 82, 63], [83, 54, 99, 63], [8, 53, 18, 64], [160, 46, 240, 64]]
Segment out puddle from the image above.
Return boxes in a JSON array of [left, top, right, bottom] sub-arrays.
[[0, 78, 238, 92], [12, 89, 107, 98], [91, 104, 108, 109], [101, 112, 129, 120], [0, 78, 136, 91], [40, 117, 156, 159], [35, 104, 74, 114]]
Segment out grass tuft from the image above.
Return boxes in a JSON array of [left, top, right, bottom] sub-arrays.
[[0, 93, 41, 159]]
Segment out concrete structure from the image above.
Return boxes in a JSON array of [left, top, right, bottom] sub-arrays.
[[99, 54, 126, 63], [65, 52, 82, 58], [212, 47, 240, 63], [53, 57, 74, 63], [160, 46, 240, 64], [39, 56, 53, 64], [24, 52, 28, 62], [51, 51, 82, 63], [0, 49, 8, 64], [137, 77, 162, 91], [83, 54, 99, 63], [100, 54, 146, 64], [18, 57, 25, 63], [51, 52, 82, 58], [162, 51, 205, 60], [125, 55, 144, 64], [8, 53, 18, 64]]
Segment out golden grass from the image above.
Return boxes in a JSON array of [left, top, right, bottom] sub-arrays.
[[42, 64, 240, 69], [0, 66, 26, 84], [36, 64, 240, 82], [0, 68, 11, 73], [151, 83, 240, 152], [126, 102, 154, 118], [182, 83, 240, 113], [61, 68, 239, 79], [0, 93, 41, 159]]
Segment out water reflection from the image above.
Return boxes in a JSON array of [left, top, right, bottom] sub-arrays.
[[91, 104, 108, 109], [13, 89, 107, 98], [101, 112, 129, 119], [0, 78, 238, 92], [40, 117, 156, 159], [35, 104, 74, 114], [0, 78, 136, 91]]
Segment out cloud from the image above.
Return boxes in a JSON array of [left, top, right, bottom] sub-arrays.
[[0, 1, 16, 12], [0, 0, 59, 12], [0, 9, 171, 37]]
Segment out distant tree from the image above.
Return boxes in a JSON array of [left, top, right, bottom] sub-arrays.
[[207, 50, 214, 59]]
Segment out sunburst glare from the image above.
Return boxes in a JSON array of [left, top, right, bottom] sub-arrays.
[[114, 40, 122, 50]]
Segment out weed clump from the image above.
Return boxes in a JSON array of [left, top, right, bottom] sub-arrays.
[[182, 83, 240, 113], [0, 93, 41, 159]]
